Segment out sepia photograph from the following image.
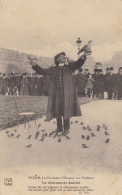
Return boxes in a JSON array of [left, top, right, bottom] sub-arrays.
[[0, 0, 122, 194]]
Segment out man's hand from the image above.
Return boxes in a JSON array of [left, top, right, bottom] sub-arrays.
[[30, 60, 37, 66], [28, 55, 38, 61]]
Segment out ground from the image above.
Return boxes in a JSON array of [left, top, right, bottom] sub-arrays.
[[0, 100, 122, 173], [0, 99, 122, 195]]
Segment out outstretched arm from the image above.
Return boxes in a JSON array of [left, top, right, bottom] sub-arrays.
[[69, 54, 86, 72], [30, 60, 52, 75]]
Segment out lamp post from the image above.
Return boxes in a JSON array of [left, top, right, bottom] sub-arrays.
[[76, 37, 82, 59]]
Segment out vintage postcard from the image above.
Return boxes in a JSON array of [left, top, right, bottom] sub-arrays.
[[0, 0, 122, 194]]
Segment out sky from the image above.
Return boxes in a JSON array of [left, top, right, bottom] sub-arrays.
[[0, 0, 122, 61]]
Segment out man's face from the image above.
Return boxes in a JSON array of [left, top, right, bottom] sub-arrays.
[[57, 54, 67, 64], [106, 70, 110, 74], [110, 70, 114, 74], [119, 70, 122, 75]]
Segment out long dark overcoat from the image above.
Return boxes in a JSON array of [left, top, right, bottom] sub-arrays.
[[32, 57, 86, 121]]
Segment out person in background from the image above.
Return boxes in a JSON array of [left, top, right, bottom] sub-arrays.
[[0, 73, 3, 95], [74, 68, 86, 97], [117, 67, 122, 100], [84, 69, 89, 78], [104, 67, 110, 94], [107, 67, 116, 99], [84, 74, 94, 98], [96, 69, 105, 99], [20, 73, 29, 96], [43, 75, 51, 96], [92, 68, 98, 98]]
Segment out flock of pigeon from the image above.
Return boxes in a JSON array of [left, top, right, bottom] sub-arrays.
[[5, 119, 110, 149]]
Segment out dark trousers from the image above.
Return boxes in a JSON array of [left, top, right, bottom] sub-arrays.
[[57, 117, 70, 131], [55, 87, 70, 131]]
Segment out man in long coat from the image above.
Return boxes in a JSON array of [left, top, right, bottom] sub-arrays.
[[117, 67, 122, 99], [74, 68, 86, 97], [29, 52, 87, 135]]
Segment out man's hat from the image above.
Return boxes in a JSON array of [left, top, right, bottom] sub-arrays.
[[94, 68, 97, 72], [106, 67, 110, 70], [110, 67, 114, 70], [54, 52, 66, 61], [119, 67, 122, 70]]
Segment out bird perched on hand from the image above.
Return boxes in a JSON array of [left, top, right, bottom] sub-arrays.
[[28, 55, 38, 61], [78, 41, 92, 55]]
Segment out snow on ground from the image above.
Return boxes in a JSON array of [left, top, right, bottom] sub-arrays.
[[0, 100, 122, 173]]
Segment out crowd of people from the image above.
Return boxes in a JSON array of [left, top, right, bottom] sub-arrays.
[[0, 66, 122, 100], [0, 72, 50, 96], [75, 67, 122, 100]]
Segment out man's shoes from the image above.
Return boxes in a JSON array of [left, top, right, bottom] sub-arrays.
[[63, 129, 69, 136], [56, 129, 63, 136]]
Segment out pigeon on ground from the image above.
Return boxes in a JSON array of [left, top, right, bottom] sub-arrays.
[[8, 133, 14, 137], [41, 129, 45, 132], [14, 129, 17, 132], [81, 135, 85, 139], [105, 138, 110, 143], [49, 131, 56, 137], [91, 132, 95, 137], [27, 135, 32, 139], [87, 135, 90, 140], [44, 133, 48, 137], [35, 131, 40, 139], [58, 138, 61, 142], [105, 131, 110, 136], [25, 144, 32, 148], [75, 120, 79, 123], [81, 122, 84, 125], [38, 124, 41, 128], [83, 126, 87, 130], [40, 137, 45, 142], [82, 144, 89, 148], [15, 134, 20, 138], [6, 131, 9, 134], [97, 126, 101, 131], [78, 41, 92, 54], [53, 133, 58, 139], [87, 126, 92, 131], [103, 124, 108, 129], [66, 136, 71, 140]]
